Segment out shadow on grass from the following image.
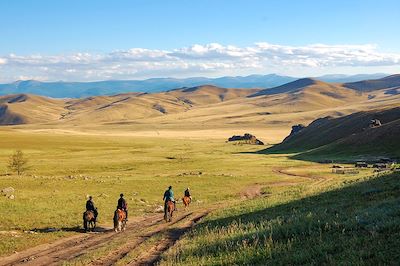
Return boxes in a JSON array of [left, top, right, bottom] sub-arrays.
[[237, 144, 354, 163], [175, 172, 400, 265], [31, 226, 111, 234], [237, 145, 303, 155], [238, 141, 400, 164], [236, 140, 312, 156]]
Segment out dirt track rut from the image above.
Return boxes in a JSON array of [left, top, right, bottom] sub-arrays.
[[0, 210, 209, 266]]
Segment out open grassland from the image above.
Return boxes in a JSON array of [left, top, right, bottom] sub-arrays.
[[161, 172, 400, 265], [0, 129, 384, 260]]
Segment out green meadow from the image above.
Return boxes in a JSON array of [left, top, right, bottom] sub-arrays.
[[0, 129, 388, 261]]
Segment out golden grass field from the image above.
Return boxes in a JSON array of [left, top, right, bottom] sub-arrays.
[[0, 79, 399, 264], [0, 127, 375, 258]]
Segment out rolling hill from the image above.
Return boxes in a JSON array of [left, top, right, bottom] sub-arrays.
[[249, 78, 324, 96], [0, 74, 294, 98], [248, 78, 365, 101], [166, 85, 259, 105], [0, 75, 399, 145], [0, 94, 65, 125], [343, 74, 400, 91], [0, 85, 259, 125], [268, 107, 400, 159]]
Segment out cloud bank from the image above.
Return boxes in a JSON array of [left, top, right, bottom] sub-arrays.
[[0, 42, 399, 82]]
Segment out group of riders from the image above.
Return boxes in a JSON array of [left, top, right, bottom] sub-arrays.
[[84, 186, 192, 223]]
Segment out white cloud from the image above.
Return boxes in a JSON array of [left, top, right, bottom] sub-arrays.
[[0, 42, 399, 82]]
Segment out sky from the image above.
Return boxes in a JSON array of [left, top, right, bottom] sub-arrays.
[[0, 0, 399, 82]]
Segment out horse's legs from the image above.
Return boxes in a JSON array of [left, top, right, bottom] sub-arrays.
[[84, 221, 88, 232], [90, 221, 95, 231]]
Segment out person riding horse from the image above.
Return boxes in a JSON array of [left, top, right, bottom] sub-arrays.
[[116, 193, 128, 221], [163, 185, 176, 216], [86, 196, 98, 222], [182, 187, 192, 210], [184, 187, 192, 201]]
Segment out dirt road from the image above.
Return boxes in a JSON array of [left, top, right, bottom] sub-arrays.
[[0, 210, 209, 266], [272, 167, 332, 186]]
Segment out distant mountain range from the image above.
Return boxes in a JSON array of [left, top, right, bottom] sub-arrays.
[[0, 73, 389, 98]]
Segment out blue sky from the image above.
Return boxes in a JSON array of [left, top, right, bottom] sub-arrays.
[[0, 0, 399, 82]]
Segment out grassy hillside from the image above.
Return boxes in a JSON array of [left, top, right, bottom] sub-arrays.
[[295, 118, 400, 160], [0, 86, 259, 125], [0, 94, 65, 125], [268, 107, 400, 159], [344, 74, 400, 91], [166, 85, 259, 105], [161, 172, 400, 265], [249, 78, 322, 96], [1, 77, 400, 132]]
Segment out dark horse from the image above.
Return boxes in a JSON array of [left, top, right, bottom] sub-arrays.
[[164, 200, 175, 222], [83, 210, 96, 232]]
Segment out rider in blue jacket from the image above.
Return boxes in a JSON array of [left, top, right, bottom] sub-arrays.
[[163, 186, 176, 215]]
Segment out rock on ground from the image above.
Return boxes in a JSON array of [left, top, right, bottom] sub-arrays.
[[1, 187, 15, 195]]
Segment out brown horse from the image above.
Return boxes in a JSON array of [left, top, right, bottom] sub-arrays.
[[164, 201, 174, 222], [114, 209, 127, 232], [83, 210, 96, 232], [182, 196, 191, 210]]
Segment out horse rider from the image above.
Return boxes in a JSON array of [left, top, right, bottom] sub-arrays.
[[184, 187, 192, 201], [163, 185, 176, 215], [117, 193, 128, 221], [86, 196, 98, 222]]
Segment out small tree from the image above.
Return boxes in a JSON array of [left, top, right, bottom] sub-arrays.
[[8, 150, 28, 176]]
